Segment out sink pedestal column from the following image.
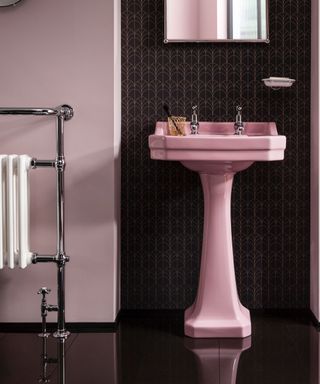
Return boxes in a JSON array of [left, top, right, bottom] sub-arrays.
[[185, 172, 251, 338]]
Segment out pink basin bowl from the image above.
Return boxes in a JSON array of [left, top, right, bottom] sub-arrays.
[[149, 122, 286, 162]]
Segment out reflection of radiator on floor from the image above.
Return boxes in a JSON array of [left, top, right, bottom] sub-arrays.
[[0, 155, 32, 269]]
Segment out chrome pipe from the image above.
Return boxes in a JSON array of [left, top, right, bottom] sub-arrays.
[[0, 107, 58, 116], [0, 105, 74, 120], [32, 254, 70, 264], [46, 304, 59, 312], [56, 115, 65, 255], [33, 254, 57, 263], [31, 159, 55, 168], [53, 112, 70, 339], [55, 264, 68, 338]]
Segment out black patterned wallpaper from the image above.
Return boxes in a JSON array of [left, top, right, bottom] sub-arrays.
[[121, 0, 311, 309]]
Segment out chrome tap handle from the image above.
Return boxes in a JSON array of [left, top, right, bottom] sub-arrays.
[[192, 105, 198, 115], [191, 105, 199, 134], [38, 287, 51, 298], [236, 106, 242, 123]]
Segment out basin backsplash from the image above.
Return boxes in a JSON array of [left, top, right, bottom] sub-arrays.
[[121, 0, 311, 309]]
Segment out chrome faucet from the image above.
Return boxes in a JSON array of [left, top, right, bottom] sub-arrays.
[[190, 105, 199, 134], [234, 106, 245, 135]]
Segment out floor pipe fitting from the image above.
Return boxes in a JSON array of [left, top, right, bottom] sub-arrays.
[[38, 288, 51, 338]]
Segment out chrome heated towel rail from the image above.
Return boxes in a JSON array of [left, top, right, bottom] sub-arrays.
[[0, 104, 74, 339]]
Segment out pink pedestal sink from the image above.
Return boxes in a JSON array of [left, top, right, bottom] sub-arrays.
[[149, 122, 286, 338]]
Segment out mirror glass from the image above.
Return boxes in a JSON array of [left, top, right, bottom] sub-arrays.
[[0, 0, 21, 6], [165, 0, 269, 43]]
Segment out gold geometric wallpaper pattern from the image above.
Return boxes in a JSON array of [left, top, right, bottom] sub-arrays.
[[121, 0, 311, 309]]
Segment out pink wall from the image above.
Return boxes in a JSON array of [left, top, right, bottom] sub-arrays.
[[311, 0, 320, 321], [0, 0, 120, 322]]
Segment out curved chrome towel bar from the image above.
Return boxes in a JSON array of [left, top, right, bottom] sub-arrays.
[[0, 105, 74, 120], [0, 108, 57, 116]]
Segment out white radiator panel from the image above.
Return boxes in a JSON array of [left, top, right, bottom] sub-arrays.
[[17, 155, 32, 268], [0, 155, 32, 269], [6, 155, 16, 269], [0, 156, 6, 269]]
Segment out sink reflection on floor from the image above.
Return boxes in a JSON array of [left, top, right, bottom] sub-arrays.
[[0, 312, 317, 384], [184, 337, 251, 384]]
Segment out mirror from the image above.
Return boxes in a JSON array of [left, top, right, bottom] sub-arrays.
[[165, 0, 269, 43], [0, 0, 21, 6]]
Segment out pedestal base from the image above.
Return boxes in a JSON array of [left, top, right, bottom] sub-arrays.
[[183, 172, 251, 338], [185, 306, 251, 338]]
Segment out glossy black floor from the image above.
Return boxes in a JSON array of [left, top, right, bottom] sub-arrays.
[[0, 311, 318, 384]]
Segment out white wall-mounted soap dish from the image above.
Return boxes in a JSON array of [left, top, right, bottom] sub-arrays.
[[262, 77, 296, 90]]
